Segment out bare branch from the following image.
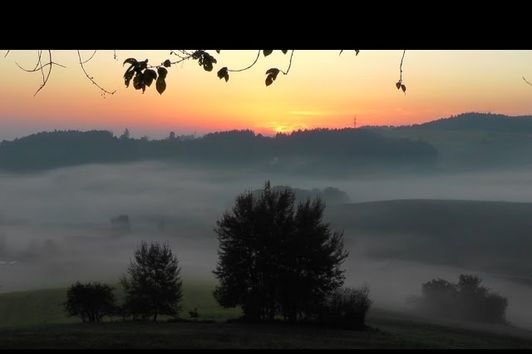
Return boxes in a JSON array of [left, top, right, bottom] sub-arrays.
[[80, 50, 98, 64], [37, 50, 45, 84], [169, 51, 195, 66], [4, 50, 9, 58], [33, 51, 55, 97], [171, 50, 194, 60], [280, 50, 295, 75], [399, 50, 406, 83], [227, 50, 261, 73], [395, 50, 407, 93], [14, 50, 65, 96], [16, 60, 66, 73], [77, 50, 116, 96], [523, 76, 532, 86]]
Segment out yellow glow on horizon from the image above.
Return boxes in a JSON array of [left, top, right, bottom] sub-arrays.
[[1, 50, 532, 139]]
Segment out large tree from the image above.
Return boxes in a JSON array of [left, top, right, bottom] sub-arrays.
[[121, 241, 183, 321], [213, 181, 348, 322]]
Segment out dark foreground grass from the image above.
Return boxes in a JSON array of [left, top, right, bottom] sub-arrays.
[[0, 321, 445, 349], [1, 281, 532, 348], [1, 319, 532, 349]]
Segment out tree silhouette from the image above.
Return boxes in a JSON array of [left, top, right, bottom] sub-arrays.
[[64, 282, 116, 323], [319, 286, 372, 329], [415, 274, 508, 324], [213, 181, 348, 322], [121, 241, 183, 322], [4, 50, 410, 96]]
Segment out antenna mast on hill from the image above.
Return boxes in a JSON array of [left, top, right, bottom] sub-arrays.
[[353, 116, 357, 129]]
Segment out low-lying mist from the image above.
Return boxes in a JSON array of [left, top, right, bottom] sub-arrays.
[[1, 162, 532, 329]]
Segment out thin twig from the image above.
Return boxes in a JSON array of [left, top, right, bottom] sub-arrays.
[[33, 50, 55, 97], [170, 50, 195, 61], [4, 50, 9, 58], [37, 50, 45, 84], [16, 59, 66, 73], [399, 50, 406, 83], [523, 76, 532, 86], [169, 52, 195, 66], [228, 50, 261, 72], [77, 50, 116, 95], [281, 50, 295, 75], [80, 50, 97, 64]]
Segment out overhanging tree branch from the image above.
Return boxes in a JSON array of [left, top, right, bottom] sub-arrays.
[[6, 50, 421, 96], [395, 50, 407, 93], [280, 50, 295, 75], [77, 50, 116, 96]]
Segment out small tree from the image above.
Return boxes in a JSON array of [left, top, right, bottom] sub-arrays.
[[121, 241, 183, 321], [214, 181, 348, 322], [64, 282, 116, 323]]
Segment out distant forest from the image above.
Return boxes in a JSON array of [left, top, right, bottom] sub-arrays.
[[5, 113, 532, 173], [368, 112, 532, 132], [0, 128, 437, 172]]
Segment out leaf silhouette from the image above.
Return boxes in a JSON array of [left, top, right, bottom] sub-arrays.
[[217, 67, 229, 82], [124, 70, 135, 87], [144, 69, 157, 86], [263, 50, 273, 57], [156, 77, 166, 95], [265, 68, 280, 86], [157, 67, 168, 80], [123, 58, 137, 66], [266, 68, 280, 78]]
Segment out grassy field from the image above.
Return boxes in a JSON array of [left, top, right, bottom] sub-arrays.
[[0, 278, 241, 328], [1, 280, 532, 348]]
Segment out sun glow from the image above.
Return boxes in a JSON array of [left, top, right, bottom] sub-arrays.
[[1, 50, 532, 140]]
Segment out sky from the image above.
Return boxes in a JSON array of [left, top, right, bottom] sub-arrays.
[[1, 50, 532, 140]]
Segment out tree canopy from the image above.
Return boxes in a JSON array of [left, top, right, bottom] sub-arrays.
[[121, 241, 183, 322], [213, 181, 348, 322], [64, 282, 116, 323], [414, 274, 508, 324]]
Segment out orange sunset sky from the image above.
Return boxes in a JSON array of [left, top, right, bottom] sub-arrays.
[[1, 50, 532, 140]]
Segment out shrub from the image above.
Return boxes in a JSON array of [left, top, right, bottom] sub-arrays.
[[318, 286, 372, 330], [64, 282, 116, 323], [415, 274, 508, 324]]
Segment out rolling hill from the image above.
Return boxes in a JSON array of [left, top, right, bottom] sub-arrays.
[[370, 112, 532, 170], [326, 199, 532, 278]]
